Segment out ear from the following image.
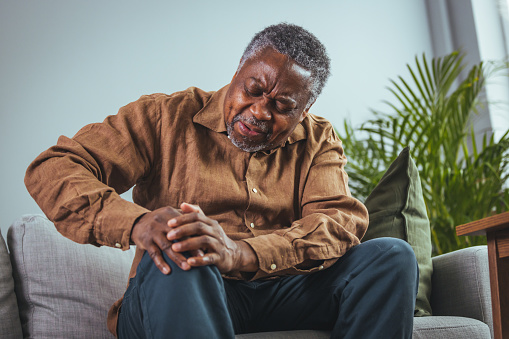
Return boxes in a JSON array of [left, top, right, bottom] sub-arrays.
[[231, 70, 238, 82], [231, 57, 244, 82], [299, 99, 316, 123]]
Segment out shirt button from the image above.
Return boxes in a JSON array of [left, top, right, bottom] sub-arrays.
[[250, 222, 255, 228], [115, 243, 122, 248], [252, 188, 258, 193], [270, 264, 277, 270]]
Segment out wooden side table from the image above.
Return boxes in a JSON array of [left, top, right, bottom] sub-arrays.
[[456, 211, 509, 339]]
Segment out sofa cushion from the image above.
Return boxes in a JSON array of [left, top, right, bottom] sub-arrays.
[[361, 147, 433, 316], [234, 317, 491, 339], [0, 229, 23, 338], [7, 214, 135, 338], [412, 316, 491, 339], [430, 246, 492, 337], [236, 330, 330, 338]]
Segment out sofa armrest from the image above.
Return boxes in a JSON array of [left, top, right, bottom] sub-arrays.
[[430, 246, 493, 336]]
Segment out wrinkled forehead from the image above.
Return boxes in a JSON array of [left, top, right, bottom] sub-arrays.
[[240, 46, 311, 76], [239, 48, 313, 91]]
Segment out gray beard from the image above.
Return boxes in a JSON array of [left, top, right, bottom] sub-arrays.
[[226, 116, 273, 152]]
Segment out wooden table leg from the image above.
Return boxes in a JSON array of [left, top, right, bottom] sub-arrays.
[[456, 212, 509, 339], [487, 230, 509, 339]]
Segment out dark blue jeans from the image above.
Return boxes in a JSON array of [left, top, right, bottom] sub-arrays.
[[118, 238, 418, 339]]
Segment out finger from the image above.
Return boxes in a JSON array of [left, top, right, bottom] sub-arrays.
[[168, 237, 204, 258], [171, 235, 219, 254], [168, 212, 211, 228], [180, 202, 203, 214], [164, 232, 204, 257], [187, 253, 221, 267], [146, 245, 171, 274], [190, 248, 205, 257], [154, 237, 191, 271], [164, 247, 191, 271], [167, 221, 216, 241]]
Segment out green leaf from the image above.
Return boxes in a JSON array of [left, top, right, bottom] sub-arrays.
[[339, 50, 509, 255]]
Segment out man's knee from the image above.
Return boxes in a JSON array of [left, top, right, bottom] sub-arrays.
[[120, 252, 233, 338], [133, 251, 227, 324], [359, 238, 417, 276], [368, 237, 418, 286], [385, 238, 416, 268], [362, 237, 414, 257], [137, 250, 223, 291]]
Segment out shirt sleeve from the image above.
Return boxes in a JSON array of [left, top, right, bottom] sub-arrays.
[[242, 126, 369, 280], [24, 96, 161, 249]]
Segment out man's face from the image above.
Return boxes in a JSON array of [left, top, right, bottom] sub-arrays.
[[224, 47, 313, 152]]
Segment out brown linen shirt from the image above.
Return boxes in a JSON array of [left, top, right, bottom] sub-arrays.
[[25, 84, 368, 336]]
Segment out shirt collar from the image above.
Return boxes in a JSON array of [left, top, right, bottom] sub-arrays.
[[193, 85, 229, 133], [193, 84, 307, 146]]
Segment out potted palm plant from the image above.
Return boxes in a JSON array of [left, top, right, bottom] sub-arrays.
[[339, 51, 509, 255]]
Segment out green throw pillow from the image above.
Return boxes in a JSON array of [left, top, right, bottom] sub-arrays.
[[362, 147, 432, 316]]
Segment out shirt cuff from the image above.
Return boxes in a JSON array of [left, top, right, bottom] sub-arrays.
[[242, 234, 298, 280], [94, 198, 150, 250]]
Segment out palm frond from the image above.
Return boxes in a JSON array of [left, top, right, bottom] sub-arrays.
[[338, 51, 509, 255]]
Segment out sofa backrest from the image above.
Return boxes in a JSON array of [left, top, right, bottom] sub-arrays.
[[7, 214, 135, 338], [0, 228, 23, 338]]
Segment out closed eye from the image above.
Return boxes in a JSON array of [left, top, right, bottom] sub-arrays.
[[244, 84, 262, 97], [275, 100, 296, 114], [276, 105, 292, 113]]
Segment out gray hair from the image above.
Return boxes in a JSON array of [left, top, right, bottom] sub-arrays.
[[239, 23, 331, 109]]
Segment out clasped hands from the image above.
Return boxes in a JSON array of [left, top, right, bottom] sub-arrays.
[[130, 203, 258, 275]]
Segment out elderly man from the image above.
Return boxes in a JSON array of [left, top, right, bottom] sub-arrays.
[[25, 23, 418, 338]]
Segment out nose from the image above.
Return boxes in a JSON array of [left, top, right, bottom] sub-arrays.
[[250, 98, 272, 121]]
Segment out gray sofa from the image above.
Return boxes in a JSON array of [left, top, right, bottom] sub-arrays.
[[0, 215, 494, 338]]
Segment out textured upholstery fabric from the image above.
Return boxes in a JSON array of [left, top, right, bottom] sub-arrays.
[[7, 215, 135, 338], [5, 214, 494, 338], [235, 316, 492, 339], [362, 147, 433, 316], [413, 316, 491, 339], [0, 229, 23, 338], [431, 246, 493, 338], [237, 330, 330, 338]]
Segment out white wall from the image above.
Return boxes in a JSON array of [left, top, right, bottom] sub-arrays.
[[0, 0, 433, 236]]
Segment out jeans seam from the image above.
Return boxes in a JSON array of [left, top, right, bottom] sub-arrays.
[[139, 279, 154, 339], [123, 277, 137, 301]]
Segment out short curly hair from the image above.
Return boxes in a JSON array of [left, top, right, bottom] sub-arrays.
[[239, 23, 331, 109]]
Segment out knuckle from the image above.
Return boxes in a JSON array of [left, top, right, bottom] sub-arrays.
[[159, 241, 172, 251], [148, 249, 159, 260], [163, 206, 175, 213], [197, 222, 206, 232], [164, 206, 178, 216], [169, 251, 184, 262]]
